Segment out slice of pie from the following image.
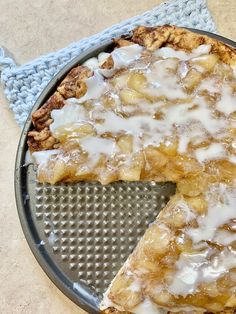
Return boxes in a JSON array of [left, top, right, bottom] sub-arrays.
[[27, 25, 236, 313], [101, 183, 236, 314]]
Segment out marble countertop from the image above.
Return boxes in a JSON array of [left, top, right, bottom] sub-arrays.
[[0, 1, 235, 313]]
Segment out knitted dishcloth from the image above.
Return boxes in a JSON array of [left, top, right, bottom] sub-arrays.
[[0, 0, 216, 127]]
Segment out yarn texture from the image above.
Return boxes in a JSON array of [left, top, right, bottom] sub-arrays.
[[0, 0, 216, 127]]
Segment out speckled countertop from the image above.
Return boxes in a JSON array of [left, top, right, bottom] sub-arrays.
[[0, 1, 235, 313]]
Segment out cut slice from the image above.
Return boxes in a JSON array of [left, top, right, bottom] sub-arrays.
[[100, 184, 236, 314]]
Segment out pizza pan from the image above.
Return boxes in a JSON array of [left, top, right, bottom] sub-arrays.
[[15, 29, 236, 313]]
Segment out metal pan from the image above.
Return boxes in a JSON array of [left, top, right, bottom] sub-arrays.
[[15, 29, 236, 314]]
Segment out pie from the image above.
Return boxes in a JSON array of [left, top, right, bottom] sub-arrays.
[[27, 25, 236, 313]]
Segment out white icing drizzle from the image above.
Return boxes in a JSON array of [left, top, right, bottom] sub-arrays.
[[146, 59, 187, 99], [82, 57, 99, 70], [76, 70, 108, 102], [232, 65, 236, 78], [111, 44, 143, 69], [169, 250, 207, 295], [229, 155, 236, 164], [178, 200, 196, 222], [79, 136, 116, 165], [83, 52, 111, 70], [32, 149, 62, 167], [128, 279, 141, 292], [198, 77, 219, 93], [96, 111, 160, 138], [195, 143, 226, 163], [98, 44, 144, 78], [216, 85, 236, 115], [178, 61, 189, 79], [178, 135, 191, 153], [154, 44, 211, 61], [133, 299, 167, 314], [193, 44, 212, 55], [167, 184, 236, 297], [98, 67, 115, 78], [155, 47, 190, 60], [80, 136, 115, 155], [214, 230, 236, 245], [169, 248, 236, 296], [98, 52, 110, 65], [166, 101, 218, 133], [50, 103, 88, 134], [188, 184, 236, 243], [83, 44, 143, 77]]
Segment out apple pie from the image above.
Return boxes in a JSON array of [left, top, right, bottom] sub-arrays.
[[27, 25, 236, 313]]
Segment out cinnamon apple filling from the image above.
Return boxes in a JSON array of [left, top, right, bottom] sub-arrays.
[[32, 42, 236, 192]]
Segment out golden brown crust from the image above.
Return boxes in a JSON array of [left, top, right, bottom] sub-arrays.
[[57, 65, 92, 98], [131, 25, 236, 65], [100, 55, 114, 69], [27, 127, 59, 152], [100, 38, 134, 69], [114, 38, 134, 47], [31, 92, 64, 130], [28, 66, 92, 152]]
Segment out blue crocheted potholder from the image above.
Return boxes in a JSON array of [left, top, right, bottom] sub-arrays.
[[0, 0, 216, 127]]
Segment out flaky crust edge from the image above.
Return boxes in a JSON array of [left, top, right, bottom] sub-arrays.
[[131, 25, 236, 65]]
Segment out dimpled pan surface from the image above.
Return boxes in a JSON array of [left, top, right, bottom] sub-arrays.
[[15, 30, 236, 314]]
